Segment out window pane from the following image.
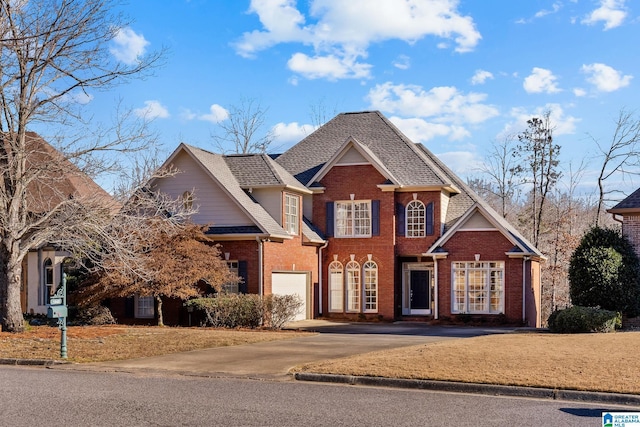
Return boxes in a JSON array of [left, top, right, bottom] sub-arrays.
[[406, 200, 425, 237], [363, 261, 377, 312], [346, 261, 360, 312], [136, 296, 154, 318], [329, 262, 343, 312], [453, 269, 466, 312]]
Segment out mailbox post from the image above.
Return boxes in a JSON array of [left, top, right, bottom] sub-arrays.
[[46, 273, 68, 359]]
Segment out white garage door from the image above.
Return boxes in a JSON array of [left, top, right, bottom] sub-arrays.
[[271, 272, 308, 321]]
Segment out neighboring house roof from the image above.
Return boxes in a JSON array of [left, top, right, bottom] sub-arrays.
[[161, 144, 323, 243], [21, 132, 119, 215], [275, 111, 458, 190], [608, 187, 640, 214]]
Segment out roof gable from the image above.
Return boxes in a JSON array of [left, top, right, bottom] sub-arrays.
[[608, 187, 640, 214], [307, 137, 399, 186], [275, 111, 455, 189]]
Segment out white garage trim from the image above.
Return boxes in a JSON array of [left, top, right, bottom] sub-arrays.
[[271, 271, 311, 321]]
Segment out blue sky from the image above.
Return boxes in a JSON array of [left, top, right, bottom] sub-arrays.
[[94, 0, 638, 198]]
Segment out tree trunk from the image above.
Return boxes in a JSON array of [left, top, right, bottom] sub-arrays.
[[155, 295, 164, 327], [0, 243, 25, 332]]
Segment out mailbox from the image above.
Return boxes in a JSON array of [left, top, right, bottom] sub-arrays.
[[47, 305, 68, 319]]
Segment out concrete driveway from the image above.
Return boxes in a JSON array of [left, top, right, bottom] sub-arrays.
[[72, 321, 515, 380]]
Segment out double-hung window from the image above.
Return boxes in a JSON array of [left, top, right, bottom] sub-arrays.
[[335, 201, 371, 237], [135, 295, 155, 318], [345, 261, 361, 312], [452, 262, 504, 314], [284, 193, 299, 235], [328, 261, 344, 312], [363, 261, 378, 313]]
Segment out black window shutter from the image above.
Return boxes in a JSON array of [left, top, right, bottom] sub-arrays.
[[125, 296, 134, 318], [238, 260, 248, 294], [426, 202, 434, 235], [396, 202, 405, 236], [326, 201, 334, 237], [372, 200, 380, 236]]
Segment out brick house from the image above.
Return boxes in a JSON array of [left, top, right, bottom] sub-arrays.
[[608, 188, 640, 257], [142, 111, 543, 327]]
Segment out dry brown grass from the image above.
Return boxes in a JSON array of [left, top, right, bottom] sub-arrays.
[[0, 325, 310, 363], [294, 331, 640, 394]]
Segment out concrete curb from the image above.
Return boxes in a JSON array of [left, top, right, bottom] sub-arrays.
[[294, 372, 640, 406], [0, 358, 69, 367]]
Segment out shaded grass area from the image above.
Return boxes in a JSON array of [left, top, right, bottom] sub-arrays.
[[0, 325, 310, 363], [294, 331, 640, 395]]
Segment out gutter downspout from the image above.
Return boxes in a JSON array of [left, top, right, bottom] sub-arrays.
[[318, 241, 329, 316], [522, 256, 530, 325], [256, 237, 264, 297], [612, 213, 623, 224], [433, 256, 439, 320]]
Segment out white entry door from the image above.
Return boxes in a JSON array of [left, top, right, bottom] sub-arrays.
[[271, 272, 309, 321]]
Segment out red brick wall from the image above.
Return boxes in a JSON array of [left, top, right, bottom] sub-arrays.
[[438, 230, 525, 323], [216, 240, 259, 293], [314, 165, 396, 318], [623, 214, 640, 259]]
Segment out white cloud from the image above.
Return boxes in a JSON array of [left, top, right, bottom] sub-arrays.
[[534, 2, 562, 18], [573, 88, 587, 97], [134, 100, 169, 119], [179, 108, 197, 121], [436, 150, 483, 175], [390, 116, 470, 143], [271, 121, 315, 145], [110, 27, 149, 65], [504, 104, 580, 138], [392, 54, 411, 70], [198, 104, 229, 123], [235, 0, 481, 80], [523, 67, 561, 94], [367, 82, 499, 125], [582, 0, 627, 30], [471, 69, 493, 85], [581, 63, 632, 92], [287, 53, 371, 80]]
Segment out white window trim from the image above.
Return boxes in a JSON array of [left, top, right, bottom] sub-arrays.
[[224, 261, 240, 294], [328, 261, 344, 313], [335, 200, 372, 238], [284, 193, 299, 235], [345, 260, 361, 312], [363, 260, 378, 313], [406, 200, 426, 238], [451, 261, 504, 314]]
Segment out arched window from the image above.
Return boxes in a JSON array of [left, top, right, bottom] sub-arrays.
[[406, 200, 426, 237], [328, 261, 343, 312], [363, 261, 378, 313], [43, 258, 54, 305], [345, 260, 360, 312]]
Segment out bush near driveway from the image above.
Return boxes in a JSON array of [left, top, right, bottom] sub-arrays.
[[185, 294, 303, 329]]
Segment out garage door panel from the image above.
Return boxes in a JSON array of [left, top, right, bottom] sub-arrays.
[[271, 273, 308, 321]]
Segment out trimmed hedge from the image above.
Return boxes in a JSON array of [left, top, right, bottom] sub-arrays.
[[547, 306, 621, 333], [185, 294, 303, 329]]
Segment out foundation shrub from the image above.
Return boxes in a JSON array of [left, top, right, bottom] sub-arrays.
[[547, 306, 621, 333]]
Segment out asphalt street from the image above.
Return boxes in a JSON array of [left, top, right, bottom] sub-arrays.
[[0, 366, 631, 427]]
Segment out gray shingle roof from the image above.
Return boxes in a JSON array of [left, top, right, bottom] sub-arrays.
[[609, 187, 640, 212], [275, 111, 453, 187], [224, 153, 309, 193]]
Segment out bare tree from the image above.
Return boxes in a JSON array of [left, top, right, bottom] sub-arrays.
[[0, 0, 163, 332], [309, 98, 338, 128], [512, 112, 561, 247], [211, 98, 273, 154], [477, 134, 520, 219], [592, 108, 640, 226]]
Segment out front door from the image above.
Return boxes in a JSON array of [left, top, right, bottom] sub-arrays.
[[402, 263, 432, 315]]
